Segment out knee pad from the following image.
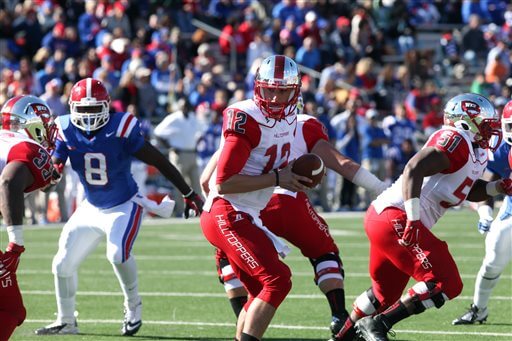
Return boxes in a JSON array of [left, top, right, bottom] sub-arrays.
[[218, 257, 244, 291], [52, 254, 75, 277], [353, 287, 382, 318], [408, 281, 448, 314], [259, 267, 292, 308], [310, 252, 344, 285], [480, 263, 503, 281]]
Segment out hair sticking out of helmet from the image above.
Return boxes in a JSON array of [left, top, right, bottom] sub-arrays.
[[501, 100, 512, 145], [443, 93, 502, 152], [1, 95, 57, 151], [254, 55, 301, 119], [69, 78, 111, 132]]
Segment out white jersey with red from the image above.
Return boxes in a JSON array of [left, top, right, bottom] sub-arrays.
[[274, 114, 329, 198], [373, 126, 489, 229], [204, 99, 297, 213], [0, 130, 53, 193]]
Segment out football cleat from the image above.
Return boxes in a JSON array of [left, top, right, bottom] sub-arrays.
[[34, 320, 78, 335], [355, 316, 391, 341], [452, 304, 488, 325], [122, 301, 142, 336], [331, 315, 357, 341]]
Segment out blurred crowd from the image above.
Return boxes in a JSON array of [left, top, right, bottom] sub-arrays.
[[2, 0, 512, 221]]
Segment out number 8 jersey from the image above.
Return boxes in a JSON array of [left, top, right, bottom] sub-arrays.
[[53, 112, 145, 208], [373, 126, 489, 229]]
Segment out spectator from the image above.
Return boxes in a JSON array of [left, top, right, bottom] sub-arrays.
[[295, 36, 322, 70], [135, 67, 157, 119], [461, 14, 488, 63]]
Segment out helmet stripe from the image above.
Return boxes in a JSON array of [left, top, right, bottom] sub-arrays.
[[86, 78, 92, 98], [274, 55, 285, 80]]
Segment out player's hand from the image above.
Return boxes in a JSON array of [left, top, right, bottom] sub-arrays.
[[277, 161, 311, 192], [398, 220, 421, 247], [184, 191, 204, 219], [498, 178, 512, 196], [0, 243, 25, 277], [477, 205, 493, 234]]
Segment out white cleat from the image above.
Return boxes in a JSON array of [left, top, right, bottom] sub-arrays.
[[122, 301, 142, 336], [452, 304, 488, 325], [35, 320, 78, 335]]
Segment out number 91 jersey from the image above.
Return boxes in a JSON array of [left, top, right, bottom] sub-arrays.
[[53, 112, 145, 209], [374, 127, 489, 229]]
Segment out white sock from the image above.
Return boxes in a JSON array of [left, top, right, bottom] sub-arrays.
[[113, 256, 140, 309], [474, 267, 500, 309], [55, 274, 77, 323]]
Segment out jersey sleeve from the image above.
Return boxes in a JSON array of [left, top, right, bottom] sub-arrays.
[[216, 134, 252, 184], [52, 137, 69, 162], [117, 113, 145, 153], [302, 118, 329, 152], [7, 142, 53, 192], [426, 129, 470, 173], [222, 108, 261, 148]]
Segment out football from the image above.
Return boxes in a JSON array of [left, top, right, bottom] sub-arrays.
[[292, 153, 326, 188]]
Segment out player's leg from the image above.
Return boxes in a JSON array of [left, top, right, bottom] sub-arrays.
[[355, 207, 462, 341], [453, 213, 512, 325], [35, 202, 103, 335], [0, 272, 27, 340], [215, 248, 248, 318], [105, 201, 144, 336], [201, 199, 292, 340]]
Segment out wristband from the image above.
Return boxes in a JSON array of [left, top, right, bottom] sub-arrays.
[[485, 181, 500, 196], [273, 169, 279, 186], [6, 225, 24, 246], [477, 205, 493, 219], [183, 189, 194, 198], [404, 198, 421, 221]]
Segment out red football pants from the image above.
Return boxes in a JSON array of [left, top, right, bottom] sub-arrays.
[[261, 192, 339, 258], [364, 205, 463, 307], [0, 273, 26, 341], [201, 198, 292, 308]]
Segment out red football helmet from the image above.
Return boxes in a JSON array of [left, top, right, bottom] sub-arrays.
[[254, 55, 301, 119], [1, 95, 57, 151], [69, 78, 111, 132], [501, 100, 512, 145]]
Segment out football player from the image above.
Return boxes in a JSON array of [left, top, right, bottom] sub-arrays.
[[201, 107, 388, 339], [200, 55, 312, 340], [335, 93, 512, 341], [35, 78, 203, 336], [0, 95, 58, 340], [452, 99, 512, 325]]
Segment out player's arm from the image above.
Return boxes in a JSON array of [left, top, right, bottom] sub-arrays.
[[200, 150, 220, 196], [133, 141, 194, 196], [0, 162, 34, 226], [311, 139, 387, 196]]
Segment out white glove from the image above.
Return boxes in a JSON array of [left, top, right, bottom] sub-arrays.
[[477, 205, 493, 234]]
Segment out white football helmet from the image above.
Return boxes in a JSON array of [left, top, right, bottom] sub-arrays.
[[69, 78, 111, 132], [254, 55, 301, 119], [501, 99, 512, 145], [1, 95, 57, 150], [443, 93, 501, 151]]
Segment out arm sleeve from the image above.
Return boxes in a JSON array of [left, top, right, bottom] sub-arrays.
[[426, 129, 469, 173], [302, 118, 329, 152]]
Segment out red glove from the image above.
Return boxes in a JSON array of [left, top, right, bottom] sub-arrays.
[[0, 243, 25, 277], [398, 220, 421, 247], [183, 191, 204, 219], [498, 178, 512, 196]]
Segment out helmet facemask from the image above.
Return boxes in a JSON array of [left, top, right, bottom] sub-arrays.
[[70, 100, 110, 132]]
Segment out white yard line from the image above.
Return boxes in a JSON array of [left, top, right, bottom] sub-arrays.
[[20, 290, 512, 301], [22, 318, 512, 337]]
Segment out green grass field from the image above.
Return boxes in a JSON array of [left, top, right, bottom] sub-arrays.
[[7, 208, 512, 340]]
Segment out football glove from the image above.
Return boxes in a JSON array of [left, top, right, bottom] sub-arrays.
[[477, 205, 493, 234], [0, 243, 25, 277], [398, 220, 421, 247], [183, 191, 204, 219], [498, 178, 512, 196]]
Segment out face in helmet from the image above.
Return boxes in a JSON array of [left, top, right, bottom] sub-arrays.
[[443, 93, 501, 151], [501, 100, 512, 145], [69, 78, 111, 132], [1, 95, 57, 150], [254, 55, 301, 119]]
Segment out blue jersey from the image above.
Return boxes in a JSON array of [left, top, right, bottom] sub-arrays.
[[487, 141, 512, 219], [54, 112, 145, 208]]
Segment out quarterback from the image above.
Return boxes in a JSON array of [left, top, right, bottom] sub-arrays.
[[0, 95, 58, 340]]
